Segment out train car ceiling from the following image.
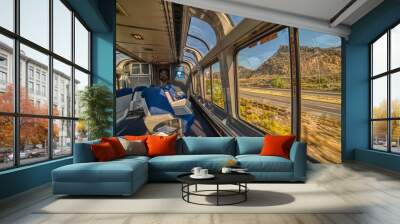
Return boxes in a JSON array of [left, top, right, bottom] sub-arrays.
[[165, 0, 383, 37], [116, 0, 177, 64]]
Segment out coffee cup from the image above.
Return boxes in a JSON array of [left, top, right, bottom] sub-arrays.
[[221, 167, 232, 174], [200, 169, 208, 176], [191, 167, 202, 176]]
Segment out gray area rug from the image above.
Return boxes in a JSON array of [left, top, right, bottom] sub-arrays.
[[37, 183, 362, 214]]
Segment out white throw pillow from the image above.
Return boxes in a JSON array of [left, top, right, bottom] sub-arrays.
[[118, 137, 147, 156]]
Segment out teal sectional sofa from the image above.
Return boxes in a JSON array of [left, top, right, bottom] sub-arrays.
[[52, 137, 307, 196]]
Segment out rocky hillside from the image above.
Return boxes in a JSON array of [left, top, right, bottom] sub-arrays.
[[238, 45, 341, 78]]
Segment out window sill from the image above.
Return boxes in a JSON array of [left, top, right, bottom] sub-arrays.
[[355, 148, 400, 172], [0, 156, 72, 176]]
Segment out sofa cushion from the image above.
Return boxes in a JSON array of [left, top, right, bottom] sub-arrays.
[[236, 137, 264, 155], [101, 137, 127, 158], [149, 154, 235, 172], [118, 137, 147, 156], [180, 137, 235, 155], [53, 158, 147, 183], [236, 155, 293, 172], [260, 135, 296, 159], [124, 135, 148, 141], [91, 142, 118, 162], [147, 134, 178, 157], [116, 155, 150, 163]]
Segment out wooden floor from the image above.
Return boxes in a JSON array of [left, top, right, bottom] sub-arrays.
[[1, 162, 400, 224]]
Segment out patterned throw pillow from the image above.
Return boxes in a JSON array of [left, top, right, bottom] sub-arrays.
[[118, 137, 147, 156]]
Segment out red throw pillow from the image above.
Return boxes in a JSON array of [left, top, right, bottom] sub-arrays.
[[101, 137, 126, 158], [260, 135, 296, 159], [124, 135, 148, 141], [91, 142, 117, 161], [146, 134, 178, 157]]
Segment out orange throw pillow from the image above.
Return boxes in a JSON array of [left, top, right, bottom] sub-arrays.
[[124, 135, 148, 141], [101, 137, 126, 158], [260, 135, 296, 159], [91, 142, 117, 161], [146, 134, 178, 157]]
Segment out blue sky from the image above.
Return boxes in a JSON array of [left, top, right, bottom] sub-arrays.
[[188, 17, 217, 48], [186, 36, 209, 56], [299, 29, 342, 48], [228, 14, 244, 26]]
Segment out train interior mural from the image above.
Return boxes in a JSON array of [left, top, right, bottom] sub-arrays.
[[115, 0, 342, 163]]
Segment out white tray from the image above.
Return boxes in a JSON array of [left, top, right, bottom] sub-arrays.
[[190, 174, 215, 179]]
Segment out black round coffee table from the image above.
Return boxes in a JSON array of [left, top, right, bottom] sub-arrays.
[[177, 173, 255, 206]]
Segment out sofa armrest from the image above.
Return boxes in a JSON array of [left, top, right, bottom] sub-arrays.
[[73, 140, 100, 163], [289, 141, 307, 182]]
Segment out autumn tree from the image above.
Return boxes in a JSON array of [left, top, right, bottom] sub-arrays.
[[0, 84, 59, 153]]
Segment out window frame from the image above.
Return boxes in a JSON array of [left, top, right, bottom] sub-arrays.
[[226, 14, 244, 27], [233, 27, 293, 135], [127, 63, 152, 88], [369, 21, 400, 154], [210, 60, 225, 110], [0, 0, 92, 171], [203, 65, 212, 102], [187, 17, 217, 50]]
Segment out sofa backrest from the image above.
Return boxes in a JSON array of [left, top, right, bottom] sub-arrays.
[[74, 136, 269, 162], [73, 140, 100, 163], [236, 137, 264, 155], [178, 137, 236, 155]]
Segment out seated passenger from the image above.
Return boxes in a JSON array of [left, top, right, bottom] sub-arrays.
[[159, 73, 186, 100], [158, 73, 192, 115]]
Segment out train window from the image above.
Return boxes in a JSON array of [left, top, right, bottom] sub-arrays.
[[227, 14, 244, 26], [192, 71, 197, 94], [184, 51, 197, 66], [211, 61, 225, 109], [236, 28, 291, 135], [132, 64, 140, 74], [129, 63, 152, 87], [188, 17, 217, 49], [196, 73, 202, 97], [204, 67, 212, 102], [184, 51, 198, 64], [186, 35, 208, 56], [299, 29, 342, 163]]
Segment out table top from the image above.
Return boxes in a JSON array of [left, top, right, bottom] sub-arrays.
[[177, 172, 255, 185]]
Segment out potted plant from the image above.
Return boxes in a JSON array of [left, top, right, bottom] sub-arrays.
[[79, 84, 113, 140]]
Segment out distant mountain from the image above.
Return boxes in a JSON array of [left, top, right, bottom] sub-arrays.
[[299, 46, 341, 76], [237, 45, 341, 78]]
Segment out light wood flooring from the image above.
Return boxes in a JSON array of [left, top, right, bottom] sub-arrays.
[[1, 162, 400, 224]]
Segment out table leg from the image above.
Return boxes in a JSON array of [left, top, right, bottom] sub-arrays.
[[195, 184, 198, 192], [216, 184, 219, 206], [187, 184, 190, 202], [181, 184, 183, 199], [245, 183, 247, 201]]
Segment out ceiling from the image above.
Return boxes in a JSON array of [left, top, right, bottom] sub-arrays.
[[116, 0, 177, 64], [224, 0, 383, 26], [166, 0, 384, 37]]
